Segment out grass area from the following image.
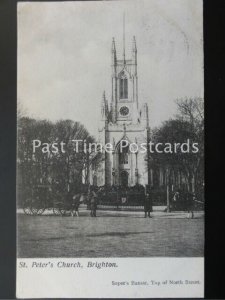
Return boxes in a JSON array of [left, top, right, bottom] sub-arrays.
[[17, 210, 204, 258]]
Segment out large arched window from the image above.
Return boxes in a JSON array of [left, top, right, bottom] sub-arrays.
[[119, 144, 129, 164], [119, 73, 128, 99]]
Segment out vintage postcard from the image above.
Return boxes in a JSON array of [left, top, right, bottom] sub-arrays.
[[17, 0, 204, 298]]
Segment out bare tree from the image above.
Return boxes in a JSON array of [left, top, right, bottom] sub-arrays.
[[149, 97, 204, 196], [175, 97, 204, 127]]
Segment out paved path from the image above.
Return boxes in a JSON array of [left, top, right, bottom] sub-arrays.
[[17, 205, 204, 218]]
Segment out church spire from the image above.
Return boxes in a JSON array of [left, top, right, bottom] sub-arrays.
[[102, 90, 106, 102], [101, 91, 108, 121], [123, 12, 126, 64], [102, 90, 108, 110], [132, 36, 137, 72], [132, 35, 137, 53], [111, 37, 116, 66], [112, 37, 116, 52]]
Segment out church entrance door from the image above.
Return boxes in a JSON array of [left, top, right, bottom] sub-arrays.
[[120, 170, 129, 187]]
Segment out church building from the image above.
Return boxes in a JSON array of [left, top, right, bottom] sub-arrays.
[[91, 35, 150, 187]]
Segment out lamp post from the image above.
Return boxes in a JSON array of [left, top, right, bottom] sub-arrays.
[[167, 184, 170, 212], [135, 139, 138, 185], [135, 168, 138, 185], [112, 168, 115, 186]]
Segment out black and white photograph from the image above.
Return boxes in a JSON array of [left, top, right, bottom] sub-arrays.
[[16, 0, 204, 297]]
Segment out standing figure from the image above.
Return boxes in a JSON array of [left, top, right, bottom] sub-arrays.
[[173, 191, 180, 211], [90, 187, 98, 217], [144, 192, 152, 218], [187, 192, 195, 219], [72, 193, 81, 217]]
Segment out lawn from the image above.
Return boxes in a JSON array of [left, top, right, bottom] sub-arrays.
[[17, 210, 204, 257]]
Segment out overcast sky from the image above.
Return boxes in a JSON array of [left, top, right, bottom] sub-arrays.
[[18, 0, 203, 137]]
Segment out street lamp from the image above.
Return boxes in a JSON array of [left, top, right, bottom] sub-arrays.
[[112, 168, 115, 185]]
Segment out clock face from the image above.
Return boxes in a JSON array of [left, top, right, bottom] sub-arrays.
[[120, 106, 129, 116]]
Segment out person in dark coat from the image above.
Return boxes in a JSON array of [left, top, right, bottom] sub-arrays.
[[186, 192, 195, 219], [90, 187, 98, 217], [173, 191, 180, 211], [144, 191, 152, 218], [72, 193, 81, 217]]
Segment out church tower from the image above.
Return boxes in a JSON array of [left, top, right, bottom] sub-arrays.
[[97, 32, 150, 187], [111, 35, 139, 125]]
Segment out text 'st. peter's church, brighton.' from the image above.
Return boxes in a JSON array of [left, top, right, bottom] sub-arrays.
[[91, 34, 150, 187]]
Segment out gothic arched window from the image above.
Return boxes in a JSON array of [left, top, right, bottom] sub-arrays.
[[119, 144, 129, 164], [119, 74, 128, 99]]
